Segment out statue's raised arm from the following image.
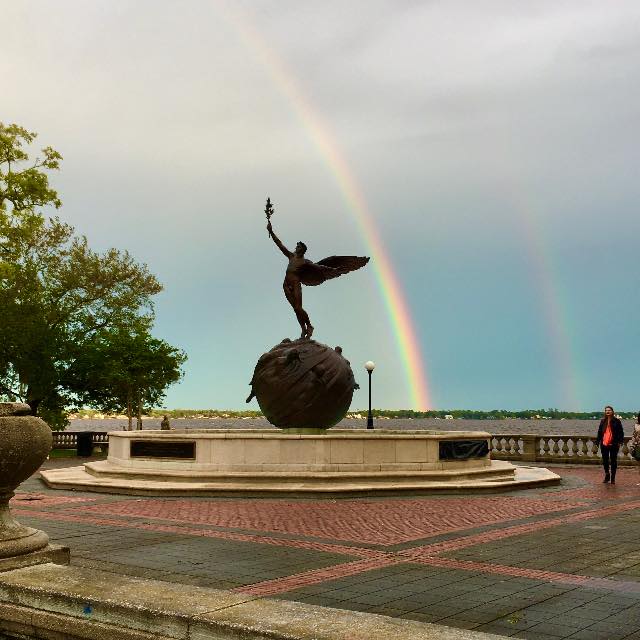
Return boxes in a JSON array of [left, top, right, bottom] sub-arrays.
[[267, 221, 292, 258], [264, 204, 369, 340]]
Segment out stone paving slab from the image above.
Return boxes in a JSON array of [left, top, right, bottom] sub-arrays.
[[11, 460, 640, 639]]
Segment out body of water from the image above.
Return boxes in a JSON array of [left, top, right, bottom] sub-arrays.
[[65, 417, 636, 436]]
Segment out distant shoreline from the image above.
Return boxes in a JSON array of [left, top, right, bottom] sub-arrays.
[[67, 409, 639, 421]]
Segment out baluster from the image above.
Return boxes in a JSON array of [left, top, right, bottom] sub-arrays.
[[507, 438, 516, 455], [491, 437, 499, 454], [539, 438, 549, 458], [551, 438, 559, 456], [576, 438, 585, 457], [566, 438, 574, 457], [499, 437, 507, 454], [517, 438, 524, 455], [622, 441, 630, 458]]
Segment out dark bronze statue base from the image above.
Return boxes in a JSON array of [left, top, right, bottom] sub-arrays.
[[247, 338, 359, 429]]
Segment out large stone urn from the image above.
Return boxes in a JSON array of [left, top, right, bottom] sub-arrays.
[[0, 403, 68, 568]]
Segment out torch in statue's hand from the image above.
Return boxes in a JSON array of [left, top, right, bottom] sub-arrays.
[[265, 197, 275, 238]]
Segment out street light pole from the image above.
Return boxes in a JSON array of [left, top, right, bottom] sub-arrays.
[[365, 361, 375, 429]]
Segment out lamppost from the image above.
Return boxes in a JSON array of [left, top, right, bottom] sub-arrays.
[[365, 361, 375, 429]]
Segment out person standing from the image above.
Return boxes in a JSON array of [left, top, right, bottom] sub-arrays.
[[627, 413, 640, 468], [595, 405, 625, 484]]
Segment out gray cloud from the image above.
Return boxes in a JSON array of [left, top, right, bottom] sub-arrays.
[[3, 1, 640, 409]]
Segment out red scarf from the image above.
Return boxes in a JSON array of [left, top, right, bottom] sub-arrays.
[[602, 417, 614, 447]]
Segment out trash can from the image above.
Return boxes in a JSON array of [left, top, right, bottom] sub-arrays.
[[76, 431, 94, 457]]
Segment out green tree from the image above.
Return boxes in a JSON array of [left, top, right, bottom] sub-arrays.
[[0, 122, 180, 427], [69, 326, 187, 430]]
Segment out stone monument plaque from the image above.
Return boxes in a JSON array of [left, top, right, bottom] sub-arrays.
[[439, 439, 489, 460], [130, 440, 196, 460]]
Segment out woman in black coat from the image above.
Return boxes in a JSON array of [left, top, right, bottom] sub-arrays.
[[595, 405, 625, 484]]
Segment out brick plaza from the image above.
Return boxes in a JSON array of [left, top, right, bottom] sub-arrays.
[[14, 459, 640, 640]]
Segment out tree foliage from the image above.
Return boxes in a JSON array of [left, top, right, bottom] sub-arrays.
[[69, 326, 187, 429], [0, 122, 185, 427]]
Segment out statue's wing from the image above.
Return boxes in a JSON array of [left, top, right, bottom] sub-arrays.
[[317, 256, 370, 272], [298, 256, 370, 286], [297, 261, 337, 286]]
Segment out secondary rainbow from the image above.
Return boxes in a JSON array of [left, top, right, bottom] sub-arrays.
[[507, 182, 581, 410], [222, 5, 432, 409]]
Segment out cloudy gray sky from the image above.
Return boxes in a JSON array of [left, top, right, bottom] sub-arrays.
[[3, 1, 640, 410]]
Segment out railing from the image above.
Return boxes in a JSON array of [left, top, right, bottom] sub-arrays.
[[491, 434, 637, 466], [50, 431, 638, 466], [51, 432, 109, 450]]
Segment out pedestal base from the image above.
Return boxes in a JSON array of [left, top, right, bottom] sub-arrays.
[[40, 429, 561, 496], [0, 525, 49, 559], [0, 544, 69, 572]]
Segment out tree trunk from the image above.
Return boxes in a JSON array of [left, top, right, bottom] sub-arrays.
[[136, 387, 142, 430], [127, 387, 132, 431], [26, 391, 40, 416]]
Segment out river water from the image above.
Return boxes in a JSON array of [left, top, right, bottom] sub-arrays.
[[65, 417, 638, 436]]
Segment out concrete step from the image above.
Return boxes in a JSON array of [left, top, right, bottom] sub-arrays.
[[40, 463, 559, 496], [0, 563, 506, 640]]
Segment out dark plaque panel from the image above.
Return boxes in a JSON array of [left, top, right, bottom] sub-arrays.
[[130, 440, 196, 459], [439, 439, 489, 460]]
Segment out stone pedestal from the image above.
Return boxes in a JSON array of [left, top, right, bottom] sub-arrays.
[[0, 403, 69, 570], [41, 429, 561, 495], [520, 434, 539, 462]]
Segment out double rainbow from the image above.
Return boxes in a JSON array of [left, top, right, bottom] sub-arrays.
[[224, 6, 432, 410]]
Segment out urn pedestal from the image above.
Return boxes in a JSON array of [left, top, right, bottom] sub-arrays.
[[0, 404, 69, 571]]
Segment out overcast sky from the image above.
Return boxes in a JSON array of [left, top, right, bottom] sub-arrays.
[[3, 1, 640, 411]]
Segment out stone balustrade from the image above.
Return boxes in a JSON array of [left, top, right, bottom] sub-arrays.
[[491, 434, 638, 466], [51, 431, 109, 449]]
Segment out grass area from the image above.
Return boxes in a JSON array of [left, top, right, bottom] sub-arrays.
[[48, 448, 107, 458], [48, 449, 80, 458]]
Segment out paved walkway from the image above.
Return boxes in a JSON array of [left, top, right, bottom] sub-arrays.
[[14, 459, 640, 640]]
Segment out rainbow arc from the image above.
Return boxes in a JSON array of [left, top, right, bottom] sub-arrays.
[[222, 5, 432, 409]]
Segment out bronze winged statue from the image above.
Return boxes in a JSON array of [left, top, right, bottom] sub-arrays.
[[267, 218, 369, 339]]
